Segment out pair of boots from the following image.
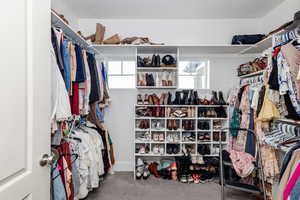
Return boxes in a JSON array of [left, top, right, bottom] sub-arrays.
[[172, 90, 199, 105], [151, 55, 161, 67], [146, 73, 155, 86], [211, 91, 226, 105]]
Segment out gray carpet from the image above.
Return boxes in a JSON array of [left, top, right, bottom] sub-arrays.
[[86, 172, 258, 200]]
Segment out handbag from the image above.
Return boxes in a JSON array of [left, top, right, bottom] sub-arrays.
[[232, 34, 266, 45]]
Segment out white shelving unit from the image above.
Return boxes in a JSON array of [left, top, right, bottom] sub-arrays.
[[134, 104, 229, 178], [136, 46, 179, 89]]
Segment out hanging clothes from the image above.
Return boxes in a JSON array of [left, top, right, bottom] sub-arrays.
[[51, 46, 72, 121]]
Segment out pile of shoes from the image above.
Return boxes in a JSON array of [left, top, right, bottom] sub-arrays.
[[137, 72, 175, 87], [167, 120, 179, 130], [198, 121, 210, 130], [84, 23, 164, 45], [198, 133, 211, 141], [182, 132, 196, 142], [136, 90, 227, 106], [135, 144, 150, 154], [182, 120, 195, 130], [136, 106, 165, 118], [166, 144, 180, 155], [212, 132, 227, 142], [167, 107, 196, 118], [137, 120, 150, 129], [136, 158, 151, 180], [152, 132, 165, 142], [137, 55, 176, 68], [198, 107, 227, 118], [166, 133, 180, 143], [197, 144, 211, 155], [135, 132, 151, 142], [152, 144, 165, 155]]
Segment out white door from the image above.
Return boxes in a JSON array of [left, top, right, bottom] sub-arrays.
[[0, 0, 51, 199]]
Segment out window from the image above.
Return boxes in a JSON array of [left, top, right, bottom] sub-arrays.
[[107, 60, 136, 89], [178, 60, 210, 89]]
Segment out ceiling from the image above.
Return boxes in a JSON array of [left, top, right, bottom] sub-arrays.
[[63, 0, 285, 19]]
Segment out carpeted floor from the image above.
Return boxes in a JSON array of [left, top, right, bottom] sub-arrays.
[[86, 172, 258, 200]]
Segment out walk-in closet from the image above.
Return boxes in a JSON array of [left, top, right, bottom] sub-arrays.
[[1, 0, 300, 200]]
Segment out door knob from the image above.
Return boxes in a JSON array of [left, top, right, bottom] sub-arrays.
[[39, 149, 59, 167]]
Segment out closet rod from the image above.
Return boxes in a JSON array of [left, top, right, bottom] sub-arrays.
[[51, 11, 101, 55]]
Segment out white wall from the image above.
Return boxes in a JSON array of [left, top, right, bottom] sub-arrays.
[[79, 18, 261, 45], [51, 0, 79, 30], [259, 0, 300, 33]]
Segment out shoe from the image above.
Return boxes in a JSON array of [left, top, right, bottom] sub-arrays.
[[182, 90, 189, 105], [188, 175, 194, 183], [136, 158, 144, 179], [143, 164, 150, 179], [159, 146, 165, 155], [159, 93, 165, 105], [162, 72, 168, 86], [153, 145, 159, 154], [148, 162, 160, 178], [153, 133, 159, 141], [159, 133, 164, 141], [171, 170, 177, 181], [170, 162, 177, 170], [211, 91, 219, 105], [218, 91, 227, 105], [151, 55, 156, 67], [180, 175, 188, 183], [191, 156, 197, 164], [172, 144, 180, 154], [167, 72, 173, 86], [193, 91, 199, 105], [167, 92, 172, 105], [193, 174, 200, 184], [196, 155, 205, 165], [137, 94, 143, 105], [137, 56, 144, 67], [145, 145, 150, 154], [156, 54, 161, 67], [155, 72, 160, 87], [172, 92, 181, 105], [139, 146, 145, 154]]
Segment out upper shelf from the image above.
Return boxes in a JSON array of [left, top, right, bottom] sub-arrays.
[[51, 11, 99, 54], [92, 44, 253, 56], [239, 36, 273, 54]]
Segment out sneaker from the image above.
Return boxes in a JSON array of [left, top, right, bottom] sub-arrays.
[[191, 156, 197, 164], [143, 164, 150, 180], [170, 162, 177, 170], [159, 146, 165, 155], [196, 155, 205, 165], [153, 145, 159, 154], [180, 175, 188, 183], [193, 174, 200, 184], [139, 146, 145, 154], [159, 133, 164, 141]]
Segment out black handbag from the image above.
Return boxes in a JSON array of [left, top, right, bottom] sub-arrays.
[[231, 34, 265, 45]]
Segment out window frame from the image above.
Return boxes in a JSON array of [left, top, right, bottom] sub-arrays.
[[106, 57, 136, 89], [177, 58, 210, 90]]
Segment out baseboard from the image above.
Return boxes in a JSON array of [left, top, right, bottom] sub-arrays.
[[113, 161, 134, 172]]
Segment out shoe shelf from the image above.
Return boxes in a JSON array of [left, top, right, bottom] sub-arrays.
[[134, 104, 229, 165]]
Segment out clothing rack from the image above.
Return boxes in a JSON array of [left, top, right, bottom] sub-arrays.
[[51, 11, 101, 56], [239, 72, 264, 86]]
